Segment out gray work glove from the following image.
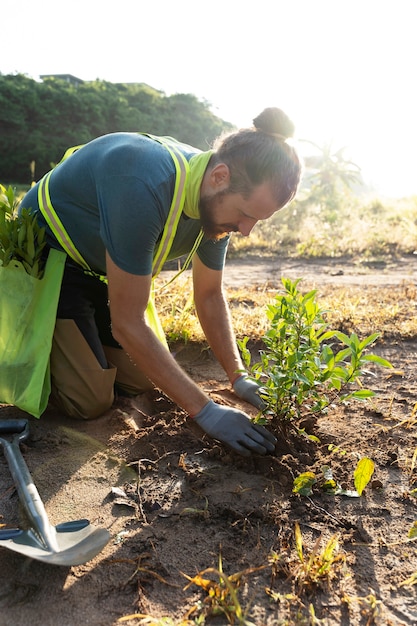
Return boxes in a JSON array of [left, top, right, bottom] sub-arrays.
[[233, 374, 266, 411], [193, 400, 276, 457]]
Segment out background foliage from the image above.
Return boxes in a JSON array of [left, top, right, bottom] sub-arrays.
[[2, 73, 417, 263], [0, 73, 233, 184]]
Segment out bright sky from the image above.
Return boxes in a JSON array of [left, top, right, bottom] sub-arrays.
[[3, 0, 416, 198]]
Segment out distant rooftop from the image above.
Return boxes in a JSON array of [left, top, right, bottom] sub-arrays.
[[40, 74, 84, 87]]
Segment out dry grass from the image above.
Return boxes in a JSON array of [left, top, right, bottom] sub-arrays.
[[154, 273, 417, 346], [228, 194, 417, 260]]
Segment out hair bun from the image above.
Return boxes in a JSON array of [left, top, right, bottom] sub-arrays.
[[253, 108, 295, 139]]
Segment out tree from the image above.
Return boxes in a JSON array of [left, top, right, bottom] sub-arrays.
[[301, 140, 362, 223], [0, 74, 233, 184]]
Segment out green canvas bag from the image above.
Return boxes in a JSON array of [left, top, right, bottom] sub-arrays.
[[0, 248, 66, 417]]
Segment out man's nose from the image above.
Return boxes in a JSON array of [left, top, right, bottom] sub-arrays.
[[238, 217, 257, 236]]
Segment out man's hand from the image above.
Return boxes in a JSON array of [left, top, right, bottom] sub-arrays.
[[192, 400, 276, 457], [233, 374, 266, 411]]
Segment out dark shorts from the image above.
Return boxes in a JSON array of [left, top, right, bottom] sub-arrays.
[[57, 261, 119, 368]]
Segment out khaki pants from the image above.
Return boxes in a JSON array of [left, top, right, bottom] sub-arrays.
[[49, 319, 153, 420]]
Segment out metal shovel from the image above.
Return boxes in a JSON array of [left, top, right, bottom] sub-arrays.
[[0, 419, 110, 566]]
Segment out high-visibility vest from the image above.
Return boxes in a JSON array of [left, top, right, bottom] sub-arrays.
[[38, 134, 202, 278], [37, 134, 203, 346]]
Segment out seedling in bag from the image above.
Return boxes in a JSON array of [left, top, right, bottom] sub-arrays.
[[0, 184, 46, 278]]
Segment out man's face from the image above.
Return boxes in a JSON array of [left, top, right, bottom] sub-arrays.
[[199, 182, 279, 241]]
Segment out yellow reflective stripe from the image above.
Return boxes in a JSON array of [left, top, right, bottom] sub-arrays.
[[150, 138, 189, 277], [155, 229, 204, 292], [37, 135, 198, 282], [38, 171, 91, 270], [182, 229, 203, 272], [58, 145, 85, 164]]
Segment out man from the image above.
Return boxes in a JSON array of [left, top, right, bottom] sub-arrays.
[[21, 107, 302, 457]]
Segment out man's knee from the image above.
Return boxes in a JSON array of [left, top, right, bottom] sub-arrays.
[[49, 382, 115, 419], [103, 346, 154, 395], [50, 319, 117, 419]]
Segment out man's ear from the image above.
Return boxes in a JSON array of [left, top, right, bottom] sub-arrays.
[[210, 163, 230, 190]]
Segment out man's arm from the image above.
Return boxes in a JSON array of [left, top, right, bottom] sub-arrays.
[[192, 254, 244, 384], [105, 252, 209, 416], [192, 255, 267, 410], [106, 252, 276, 456]]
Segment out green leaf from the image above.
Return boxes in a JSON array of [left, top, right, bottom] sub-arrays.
[[320, 465, 341, 494], [302, 289, 317, 303], [330, 366, 350, 381], [237, 336, 251, 368], [322, 479, 339, 493], [349, 333, 360, 349], [297, 428, 320, 443], [354, 457, 375, 496], [321, 344, 335, 364], [294, 522, 304, 562], [334, 347, 353, 363], [318, 330, 338, 342], [348, 389, 375, 399], [408, 521, 417, 539], [293, 471, 316, 496], [332, 331, 353, 346], [361, 354, 393, 368], [358, 333, 380, 350]]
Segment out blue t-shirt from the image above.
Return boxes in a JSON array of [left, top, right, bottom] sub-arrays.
[[22, 133, 229, 275]]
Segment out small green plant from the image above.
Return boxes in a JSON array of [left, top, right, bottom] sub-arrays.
[[269, 522, 345, 595], [342, 590, 382, 624], [397, 522, 417, 587], [293, 457, 375, 498], [0, 184, 46, 278], [238, 278, 392, 433], [182, 552, 265, 625], [293, 522, 343, 591]]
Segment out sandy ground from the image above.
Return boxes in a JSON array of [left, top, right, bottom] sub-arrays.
[[221, 254, 417, 288], [1, 255, 417, 625]]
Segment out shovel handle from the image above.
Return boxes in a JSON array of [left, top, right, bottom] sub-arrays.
[[0, 419, 29, 444], [0, 420, 58, 552]]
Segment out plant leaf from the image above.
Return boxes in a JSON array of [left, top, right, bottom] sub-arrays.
[[294, 522, 304, 562], [293, 471, 316, 496], [399, 571, 417, 587], [358, 333, 380, 350], [361, 354, 393, 368], [348, 389, 375, 399], [408, 521, 417, 539], [354, 457, 375, 495]]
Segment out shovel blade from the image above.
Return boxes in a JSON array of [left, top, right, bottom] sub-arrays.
[[0, 522, 110, 566]]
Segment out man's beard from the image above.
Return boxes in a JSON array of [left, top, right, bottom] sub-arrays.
[[199, 190, 237, 241]]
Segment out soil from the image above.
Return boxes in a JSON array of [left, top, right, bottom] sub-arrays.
[[1, 255, 417, 626]]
